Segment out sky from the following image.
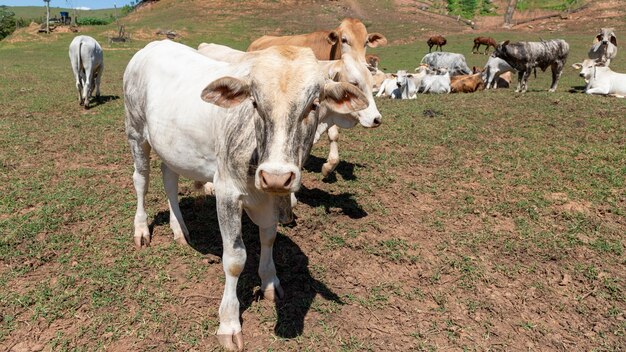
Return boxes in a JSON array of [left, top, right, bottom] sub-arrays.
[[0, 0, 134, 10]]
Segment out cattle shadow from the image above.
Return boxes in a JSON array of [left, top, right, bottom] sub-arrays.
[[150, 195, 343, 338], [86, 95, 120, 109], [296, 185, 367, 219], [303, 155, 362, 183]]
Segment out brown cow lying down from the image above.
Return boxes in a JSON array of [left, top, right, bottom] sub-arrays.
[[248, 18, 387, 61], [450, 73, 485, 93], [472, 66, 512, 89]]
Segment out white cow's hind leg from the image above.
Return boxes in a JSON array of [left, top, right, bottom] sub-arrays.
[[215, 189, 246, 351], [161, 163, 189, 246], [129, 140, 151, 248], [95, 64, 103, 99], [322, 125, 340, 177]]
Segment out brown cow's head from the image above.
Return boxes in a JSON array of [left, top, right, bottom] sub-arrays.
[[335, 18, 387, 60]]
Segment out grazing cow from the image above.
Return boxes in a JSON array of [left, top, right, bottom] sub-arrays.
[[450, 73, 485, 93], [472, 36, 497, 55], [420, 52, 471, 76], [366, 54, 381, 69], [68, 35, 103, 109], [427, 35, 446, 52], [419, 69, 451, 94], [125, 40, 368, 350], [198, 42, 382, 178], [493, 39, 569, 93], [588, 28, 617, 65], [247, 18, 387, 61], [480, 55, 516, 89], [573, 58, 626, 98], [376, 70, 418, 99]]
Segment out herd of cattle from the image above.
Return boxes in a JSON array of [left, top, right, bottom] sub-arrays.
[[371, 27, 621, 98], [66, 19, 621, 350]]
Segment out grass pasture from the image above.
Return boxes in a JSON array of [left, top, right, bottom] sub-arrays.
[[1, 2, 625, 351]]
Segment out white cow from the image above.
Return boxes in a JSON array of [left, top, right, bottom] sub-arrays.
[[482, 55, 516, 89], [573, 58, 626, 98], [198, 42, 382, 177], [588, 28, 618, 66], [419, 70, 451, 94], [69, 35, 103, 109], [375, 70, 422, 99], [124, 40, 368, 350]]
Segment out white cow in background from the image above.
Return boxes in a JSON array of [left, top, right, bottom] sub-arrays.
[[419, 69, 451, 94], [124, 40, 368, 350], [588, 28, 618, 65], [481, 55, 516, 89], [69, 35, 103, 109], [573, 58, 626, 98], [376, 70, 417, 99]]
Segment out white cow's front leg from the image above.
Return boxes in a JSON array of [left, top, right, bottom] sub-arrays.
[[586, 86, 610, 95], [258, 225, 283, 301], [322, 125, 340, 177], [161, 163, 189, 246], [215, 192, 246, 351]]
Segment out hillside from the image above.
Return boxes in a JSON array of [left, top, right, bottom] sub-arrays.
[[5, 6, 120, 21]]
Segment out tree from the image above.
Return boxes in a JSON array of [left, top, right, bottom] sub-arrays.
[[0, 6, 17, 40], [504, 0, 517, 27]]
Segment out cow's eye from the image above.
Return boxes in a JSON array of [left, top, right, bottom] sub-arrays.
[[310, 99, 319, 112], [350, 81, 359, 87], [252, 101, 258, 109], [341, 37, 348, 44]]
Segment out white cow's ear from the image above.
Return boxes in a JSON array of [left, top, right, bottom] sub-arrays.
[[610, 35, 617, 47], [327, 31, 339, 45], [201, 77, 250, 108], [572, 63, 582, 70], [367, 33, 387, 48], [323, 82, 369, 114]]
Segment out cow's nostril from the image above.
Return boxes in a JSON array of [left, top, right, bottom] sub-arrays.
[[284, 173, 295, 188], [373, 117, 381, 126]]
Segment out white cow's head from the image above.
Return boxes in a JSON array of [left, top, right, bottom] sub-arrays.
[[392, 70, 413, 89], [326, 52, 382, 128], [572, 58, 606, 80], [201, 46, 368, 195], [595, 28, 617, 47]]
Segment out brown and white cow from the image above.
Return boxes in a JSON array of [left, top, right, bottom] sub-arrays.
[[247, 18, 387, 61], [124, 40, 368, 350]]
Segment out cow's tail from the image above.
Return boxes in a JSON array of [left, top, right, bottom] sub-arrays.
[[76, 40, 83, 82]]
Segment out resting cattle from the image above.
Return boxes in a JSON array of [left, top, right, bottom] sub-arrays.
[[472, 36, 497, 55], [427, 35, 447, 52], [420, 52, 471, 76], [450, 73, 484, 93], [124, 40, 368, 350], [419, 69, 451, 94], [247, 18, 387, 61], [376, 70, 418, 99], [493, 39, 569, 93], [199, 42, 382, 178], [481, 55, 516, 89], [588, 28, 617, 65], [573, 58, 626, 98], [69, 35, 103, 109]]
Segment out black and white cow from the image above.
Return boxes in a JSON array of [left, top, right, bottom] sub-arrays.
[[493, 39, 569, 93], [124, 40, 368, 350], [420, 52, 472, 76], [588, 28, 617, 66]]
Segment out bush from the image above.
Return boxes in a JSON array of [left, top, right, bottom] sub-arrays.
[[0, 6, 17, 40], [76, 17, 112, 26]]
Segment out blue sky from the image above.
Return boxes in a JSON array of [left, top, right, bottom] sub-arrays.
[[1, 0, 134, 9]]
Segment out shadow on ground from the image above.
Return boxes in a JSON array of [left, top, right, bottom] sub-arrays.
[[150, 193, 344, 338]]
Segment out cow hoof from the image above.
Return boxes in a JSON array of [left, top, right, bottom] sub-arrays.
[[216, 332, 244, 351], [263, 284, 284, 301], [321, 163, 336, 178], [134, 235, 150, 249]]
